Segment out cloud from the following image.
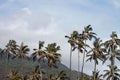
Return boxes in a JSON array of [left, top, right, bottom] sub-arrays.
[[111, 0, 120, 9], [0, 8, 30, 30], [27, 12, 52, 31], [0, 0, 15, 9], [0, 6, 64, 50], [0, 7, 58, 34]]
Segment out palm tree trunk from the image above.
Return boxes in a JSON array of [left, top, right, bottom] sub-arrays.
[[94, 60, 97, 80], [111, 53, 115, 80], [39, 64, 42, 80], [81, 40, 86, 80], [69, 46, 72, 80], [6, 53, 9, 72], [78, 50, 80, 80]]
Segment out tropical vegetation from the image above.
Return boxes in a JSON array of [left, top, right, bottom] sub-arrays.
[[0, 25, 120, 80]]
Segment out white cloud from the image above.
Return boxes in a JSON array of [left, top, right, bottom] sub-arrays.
[[27, 12, 52, 31], [14, 7, 32, 18], [0, 8, 30, 31], [0, 7, 62, 47], [0, 7, 58, 35], [110, 0, 120, 9]]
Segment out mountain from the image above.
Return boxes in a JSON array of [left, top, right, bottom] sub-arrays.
[[0, 55, 90, 80]]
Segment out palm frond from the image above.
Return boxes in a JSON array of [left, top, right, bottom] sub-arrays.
[[116, 57, 120, 61]]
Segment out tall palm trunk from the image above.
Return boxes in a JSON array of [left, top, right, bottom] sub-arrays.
[[94, 60, 97, 80], [6, 53, 9, 72], [81, 40, 86, 80], [69, 46, 72, 80], [39, 64, 42, 80], [78, 50, 80, 80], [111, 53, 115, 80]]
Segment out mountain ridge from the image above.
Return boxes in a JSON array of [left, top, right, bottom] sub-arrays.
[[0, 54, 90, 80]]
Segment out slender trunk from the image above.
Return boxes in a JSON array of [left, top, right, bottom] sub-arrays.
[[69, 46, 72, 80], [78, 50, 80, 80], [94, 60, 96, 80], [111, 53, 115, 80], [46, 67, 49, 79], [81, 40, 86, 80], [6, 53, 9, 72], [6, 58, 9, 72], [39, 64, 42, 80]]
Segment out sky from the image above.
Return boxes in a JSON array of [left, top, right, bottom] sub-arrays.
[[0, 0, 120, 76]]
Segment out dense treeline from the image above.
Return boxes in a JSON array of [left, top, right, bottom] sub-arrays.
[[0, 25, 120, 80]]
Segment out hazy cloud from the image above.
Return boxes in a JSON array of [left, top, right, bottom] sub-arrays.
[[111, 0, 120, 9], [0, 7, 61, 47]]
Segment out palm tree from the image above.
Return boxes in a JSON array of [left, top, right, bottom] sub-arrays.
[[7, 70, 22, 80], [29, 65, 42, 80], [81, 25, 96, 80], [22, 75, 29, 80], [65, 31, 78, 80], [56, 71, 69, 80], [104, 32, 120, 80], [46, 74, 54, 80], [45, 42, 61, 67], [103, 65, 120, 80], [5, 40, 18, 60], [86, 38, 106, 80], [90, 71, 103, 80], [12, 42, 30, 73], [13, 42, 30, 59], [75, 35, 88, 80], [44, 42, 61, 80], [104, 31, 120, 62], [32, 41, 45, 62], [44, 71, 69, 80], [31, 41, 45, 80], [4, 40, 18, 71]]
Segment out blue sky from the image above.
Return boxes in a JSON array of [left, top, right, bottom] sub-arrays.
[[0, 0, 120, 76]]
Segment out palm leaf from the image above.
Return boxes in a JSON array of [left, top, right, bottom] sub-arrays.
[[116, 57, 120, 61], [86, 56, 92, 62]]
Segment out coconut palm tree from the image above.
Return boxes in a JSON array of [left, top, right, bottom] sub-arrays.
[[65, 31, 78, 80], [4, 40, 18, 71], [90, 71, 103, 80], [104, 32, 120, 80], [45, 42, 61, 67], [44, 71, 69, 80], [32, 41, 45, 62], [22, 75, 29, 80], [7, 70, 22, 80], [103, 65, 120, 80], [31, 41, 45, 80], [13, 42, 30, 59], [29, 65, 42, 80], [43, 74, 54, 80], [75, 36, 88, 80], [104, 32, 120, 63], [5, 40, 18, 60], [81, 25, 96, 80], [86, 38, 106, 80], [12, 42, 30, 74], [56, 71, 69, 80]]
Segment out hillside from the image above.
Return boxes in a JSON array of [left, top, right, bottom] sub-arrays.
[[0, 56, 90, 80]]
